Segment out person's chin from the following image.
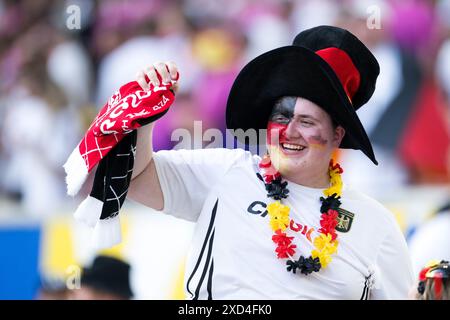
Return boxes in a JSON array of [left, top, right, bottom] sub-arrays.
[[280, 159, 306, 174]]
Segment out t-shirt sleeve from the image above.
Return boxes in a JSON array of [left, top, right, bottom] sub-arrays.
[[370, 216, 414, 300], [153, 148, 255, 222]]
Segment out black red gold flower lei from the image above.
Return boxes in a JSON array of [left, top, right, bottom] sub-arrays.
[[258, 155, 344, 275]]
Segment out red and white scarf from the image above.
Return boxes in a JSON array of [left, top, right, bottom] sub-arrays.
[[64, 79, 176, 249]]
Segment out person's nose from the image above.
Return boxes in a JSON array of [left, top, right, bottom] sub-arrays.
[[284, 120, 300, 140]]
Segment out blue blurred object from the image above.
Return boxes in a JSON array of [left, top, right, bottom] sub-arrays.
[[0, 226, 41, 300]]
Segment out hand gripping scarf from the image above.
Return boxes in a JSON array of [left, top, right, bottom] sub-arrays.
[[64, 78, 176, 249]]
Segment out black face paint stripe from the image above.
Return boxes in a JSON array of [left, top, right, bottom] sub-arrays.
[[269, 96, 296, 122]]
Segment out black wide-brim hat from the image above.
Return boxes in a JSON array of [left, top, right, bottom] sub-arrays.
[[226, 26, 380, 164]]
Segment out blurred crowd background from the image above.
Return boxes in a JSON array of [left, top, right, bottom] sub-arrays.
[[0, 0, 449, 299]]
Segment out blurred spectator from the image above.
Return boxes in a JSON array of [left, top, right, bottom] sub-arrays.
[[47, 39, 93, 108], [336, 1, 410, 196], [35, 274, 68, 300], [337, 0, 450, 197], [94, 0, 196, 105], [290, 0, 339, 36], [190, 25, 247, 136], [438, 40, 450, 86], [68, 255, 133, 300], [387, 0, 449, 183], [93, 0, 197, 151], [412, 260, 450, 300], [158, 91, 199, 150], [1, 36, 81, 216], [238, 1, 291, 61], [408, 201, 450, 276]]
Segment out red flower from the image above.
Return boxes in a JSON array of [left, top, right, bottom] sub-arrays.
[[259, 155, 272, 168], [262, 166, 281, 184], [319, 228, 337, 241], [275, 243, 297, 259], [319, 209, 339, 240], [320, 218, 337, 231], [329, 160, 344, 174], [320, 209, 338, 229], [272, 230, 294, 246]]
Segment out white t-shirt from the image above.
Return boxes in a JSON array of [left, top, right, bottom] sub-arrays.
[[153, 148, 414, 300]]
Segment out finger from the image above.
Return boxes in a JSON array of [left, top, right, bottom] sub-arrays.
[[171, 81, 179, 94], [136, 70, 149, 90], [154, 62, 170, 84], [165, 61, 179, 81], [145, 65, 160, 87]]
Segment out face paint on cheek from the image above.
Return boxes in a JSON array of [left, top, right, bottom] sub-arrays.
[[270, 97, 296, 122], [307, 134, 328, 149], [267, 144, 287, 173], [267, 121, 287, 146], [266, 122, 289, 172]]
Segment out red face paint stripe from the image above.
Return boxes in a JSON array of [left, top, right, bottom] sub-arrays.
[[267, 121, 287, 146]]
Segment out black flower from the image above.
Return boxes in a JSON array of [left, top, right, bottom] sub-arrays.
[[298, 256, 321, 275], [320, 194, 341, 213], [286, 259, 299, 274], [266, 179, 289, 200]]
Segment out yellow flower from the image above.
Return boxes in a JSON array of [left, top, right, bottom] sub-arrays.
[[324, 168, 343, 197], [324, 185, 341, 198], [311, 233, 339, 268], [267, 201, 290, 232], [267, 201, 290, 217], [270, 217, 289, 232], [313, 233, 338, 253], [311, 249, 333, 268]]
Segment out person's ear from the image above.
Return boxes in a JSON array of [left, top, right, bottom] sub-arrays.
[[333, 126, 345, 147]]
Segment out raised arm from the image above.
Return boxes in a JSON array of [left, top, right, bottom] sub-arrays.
[[128, 62, 179, 210]]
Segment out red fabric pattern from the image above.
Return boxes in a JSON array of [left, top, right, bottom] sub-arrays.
[[78, 81, 175, 173]]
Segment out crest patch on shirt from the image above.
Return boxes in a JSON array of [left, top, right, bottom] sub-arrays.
[[335, 208, 354, 233]]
